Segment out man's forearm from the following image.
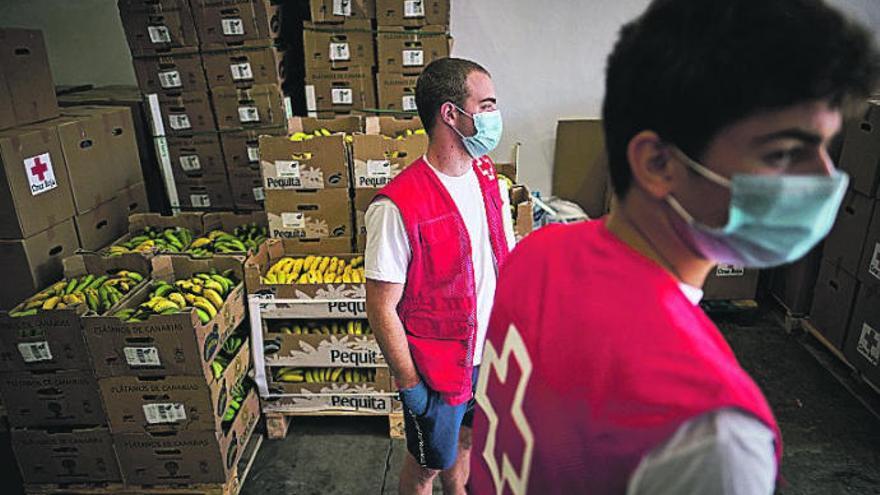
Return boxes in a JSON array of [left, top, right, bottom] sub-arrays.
[[369, 309, 421, 389]]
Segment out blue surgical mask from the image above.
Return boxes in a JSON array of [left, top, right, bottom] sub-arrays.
[[666, 146, 849, 268], [449, 103, 503, 158]]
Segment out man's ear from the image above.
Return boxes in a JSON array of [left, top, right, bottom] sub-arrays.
[[627, 130, 675, 200], [439, 101, 458, 127]]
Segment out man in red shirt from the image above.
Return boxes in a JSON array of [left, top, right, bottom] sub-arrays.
[[470, 0, 880, 493]]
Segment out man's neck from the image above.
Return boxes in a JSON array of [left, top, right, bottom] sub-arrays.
[[605, 192, 715, 288], [426, 139, 473, 177]]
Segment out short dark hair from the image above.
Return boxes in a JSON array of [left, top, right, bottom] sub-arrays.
[[416, 58, 491, 135], [602, 0, 880, 198]]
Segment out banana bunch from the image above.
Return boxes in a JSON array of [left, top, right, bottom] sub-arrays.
[[289, 128, 332, 141], [186, 224, 266, 256], [274, 367, 377, 384], [222, 378, 252, 423], [113, 270, 237, 324], [261, 255, 365, 284], [387, 128, 426, 140], [210, 334, 245, 379], [277, 320, 371, 336], [106, 226, 194, 256], [9, 270, 145, 317]]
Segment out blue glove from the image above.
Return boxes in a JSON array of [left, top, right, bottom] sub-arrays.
[[399, 381, 430, 416]]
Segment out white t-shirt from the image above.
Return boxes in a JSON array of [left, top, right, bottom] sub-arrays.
[[364, 158, 516, 366]]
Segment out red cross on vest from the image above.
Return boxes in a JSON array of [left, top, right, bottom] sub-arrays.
[[30, 156, 49, 182]]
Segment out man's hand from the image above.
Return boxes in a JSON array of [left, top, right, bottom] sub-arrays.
[[366, 279, 421, 389]]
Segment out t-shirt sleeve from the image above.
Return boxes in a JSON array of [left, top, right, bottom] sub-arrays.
[[364, 198, 411, 284], [626, 409, 777, 495], [498, 179, 517, 250]]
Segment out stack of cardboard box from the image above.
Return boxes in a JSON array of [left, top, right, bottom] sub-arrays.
[[810, 99, 880, 386], [118, 0, 289, 212], [374, 0, 450, 112], [0, 28, 148, 310]]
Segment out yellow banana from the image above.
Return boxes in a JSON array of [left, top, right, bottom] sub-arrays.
[[202, 289, 224, 310], [42, 296, 61, 310], [193, 299, 217, 319]]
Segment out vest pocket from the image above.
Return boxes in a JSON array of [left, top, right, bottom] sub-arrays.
[[404, 312, 471, 340], [418, 214, 467, 285]]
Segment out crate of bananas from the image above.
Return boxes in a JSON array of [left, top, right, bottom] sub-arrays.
[[106, 225, 196, 256], [8, 270, 146, 317], [274, 320, 371, 335], [113, 270, 238, 325], [221, 377, 256, 425], [185, 223, 267, 257], [273, 367, 379, 384], [260, 255, 365, 284], [210, 332, 248, 380]]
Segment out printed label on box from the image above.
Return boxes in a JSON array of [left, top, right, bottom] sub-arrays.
[[857, 323, 880, 367], [222, 18, 245, 36], [367, 159, 391, 178], [124, 346, 162, 367], [179, 154, 202, 172], [148, 25, 171, 44], [238, 106, 261, 123], [17, 341, 52, 363], [158, 70, 182, 89], [247, 146, 260, 163], [253, 186, 265, 201], [330, 42, 351, 62], [169, 114, 192, 130], [230, 62, 254, 81], [870, 243, 880, 281], [281, 212, 305, 229], [143, 403, 187, 424], [275, 160, 301, 178], [191, 194, 211, 207], [402, 95, 417, 112], [331, 88, 353, 105], [333, 0, 352, 16], [404, 0, 425, 17], [23, 152, 58, 196], [715, 264, 745, 277], [402, 49, 424, 67]]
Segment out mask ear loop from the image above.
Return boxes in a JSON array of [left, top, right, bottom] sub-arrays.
[[669, 145, 732, 188]]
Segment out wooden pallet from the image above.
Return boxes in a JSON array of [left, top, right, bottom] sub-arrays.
[[801, 318, 853, 369], [770, 294, 807, 334], [25, 431, 263, 495], [266, 411, 405, 440]]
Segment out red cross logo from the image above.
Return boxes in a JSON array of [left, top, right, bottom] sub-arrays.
[[30, 156, 49, 181], [475, 323, 534, 495]]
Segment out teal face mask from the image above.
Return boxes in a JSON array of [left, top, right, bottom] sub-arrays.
[[666, 146, 849, 268], [449, 103, 503, 158]]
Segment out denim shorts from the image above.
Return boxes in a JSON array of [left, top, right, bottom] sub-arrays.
[[399, 367, 479, 470]]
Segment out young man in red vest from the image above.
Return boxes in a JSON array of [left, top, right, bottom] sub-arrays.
[[365, 58, 516, 494], [470, 0, 879, 494]]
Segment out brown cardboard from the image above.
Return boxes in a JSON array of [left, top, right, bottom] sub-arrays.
[[510, 184, 534, 240], [98, 342, 251, 434], [376, 26, 449, 74], [353, 188, 377, 243], [376, 71, 419, 112], [0, 29, 59, 129], [244, 239, 360, 297], [839, 99, 880, 198], [350, 132, 426, 189], [230, 172, 265, 210], [176, 177, 236, 210], [166, 133, 228, 182], [363, 115, 423, 135], [83, 255, 245, 381], [157, 91, 217, 135], [202, 45, 285, 89], [119, 181, 150, 216], [307, 66, 377, 113], [0, 369, 106, 428], [810, 260, 860, 351], [263, 325, 385, 368], [75, 196, 132, 252], [113, 388, 259, 485], [261, 392, 398, 415], [191, 0, 279, 49], [552, 119, 611, 220], [267, 367, 392, 394], [0, 125, 76, 239], [59, 106, 145, 202], [259, 133, 349, 189], [127, 212, 206, 236], [219, 126, 286, 176], [769, 246, 823, 315], [288, 115, 364, 134], [265, 189, 352, 239], [823, 190, 875, 275], [702, 265, 759, 301], [843, 280, 880, 385], [376, 0, 449, 27], [118, 0, 200, 56], [202, 211, 266, 235], [132, 48, 207, 94], [303, 21, 376, 72], [10, 426, 121, 484], [0, 218, 79, 311], [309, 0, 375, 23], [210, 84, 286, 130], [857, 199, 880, 285]]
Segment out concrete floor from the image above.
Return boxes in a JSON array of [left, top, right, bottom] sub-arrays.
[[240, 307, 880, 495]]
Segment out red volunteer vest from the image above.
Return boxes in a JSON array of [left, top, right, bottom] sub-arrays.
[[375, 155, 510, 406], [470, 219, 782, 494]]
